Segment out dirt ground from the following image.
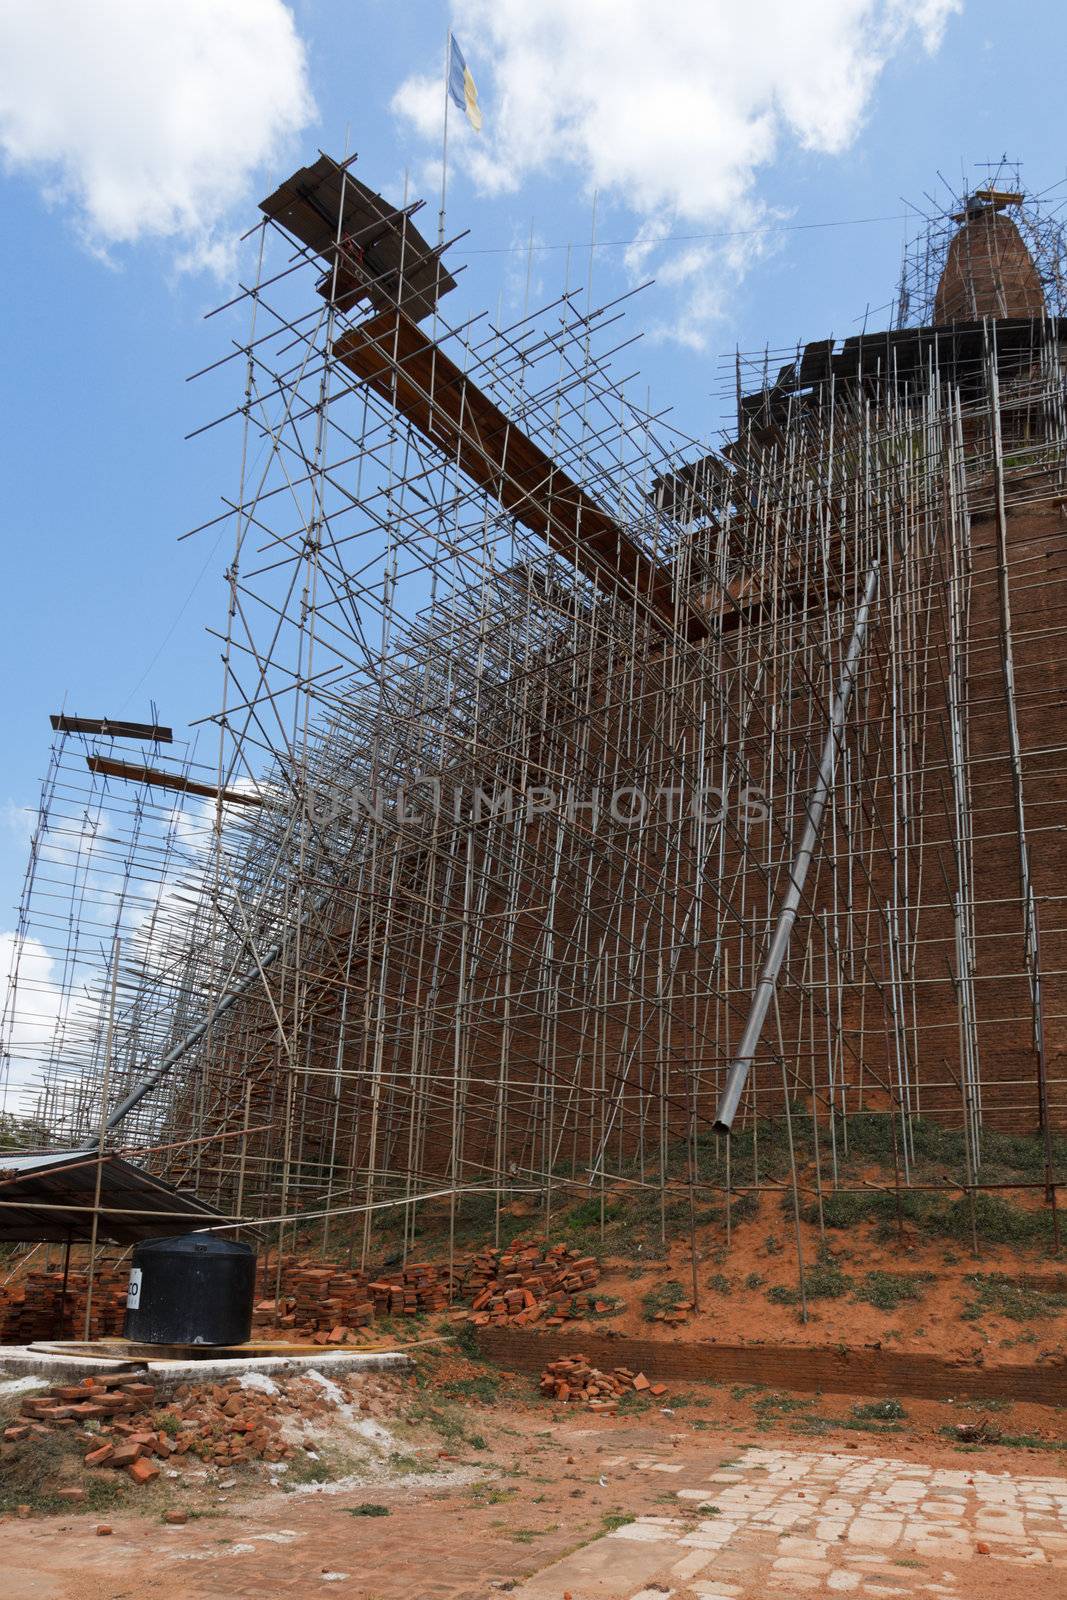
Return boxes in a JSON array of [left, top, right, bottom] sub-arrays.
[[2, 1350, 1064, 1600], [578, 1204, 1065, 1362]]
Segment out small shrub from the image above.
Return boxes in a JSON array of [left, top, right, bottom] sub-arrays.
[[853, 1398, 907, 1421], [565, 1198, 623, 1232], [642, 1278, 687, 1320], [347, 1503, 390, 1516], [452, 1320, 481, 1359], [706, 1273, 731, 1295], [767, 1259, 850, 1307], [729, 1192, 760, 1223], [855, 1271, 933, 1312], [745, 1272, 765, 1290]]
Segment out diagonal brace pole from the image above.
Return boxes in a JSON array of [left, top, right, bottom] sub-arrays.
[[712, 552, 882, 1134]]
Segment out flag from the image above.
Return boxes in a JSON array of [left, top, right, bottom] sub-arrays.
[[448, 34, 482, 132]]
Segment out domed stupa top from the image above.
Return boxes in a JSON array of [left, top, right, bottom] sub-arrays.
[[934, 189, 1046, 323]]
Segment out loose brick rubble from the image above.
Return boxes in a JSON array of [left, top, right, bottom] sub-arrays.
[[539, 1354, 667, 1412], [10, 1369, 297, 1479], [3, 1368, 412, 1493]]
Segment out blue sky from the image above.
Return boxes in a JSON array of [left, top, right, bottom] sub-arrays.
[[0, 0, 1064, 936]]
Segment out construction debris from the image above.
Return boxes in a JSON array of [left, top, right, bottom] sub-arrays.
[[249, 1242, 602, 1340], [3, 1366, 411, 1489], [539, 1355, 667, 1412], [462, 1244, 600, 1328]]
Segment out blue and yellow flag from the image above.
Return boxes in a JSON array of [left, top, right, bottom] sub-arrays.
[[448, 34, 482, 133]]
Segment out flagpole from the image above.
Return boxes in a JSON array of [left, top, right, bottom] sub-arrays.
[[438, 30, 451, 247]]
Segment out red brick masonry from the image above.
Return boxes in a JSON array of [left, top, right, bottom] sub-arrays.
[[475, 1328, 1066, 1407]]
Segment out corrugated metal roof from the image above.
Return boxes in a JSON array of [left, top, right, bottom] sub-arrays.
[[0, 1149, 228, 1243]]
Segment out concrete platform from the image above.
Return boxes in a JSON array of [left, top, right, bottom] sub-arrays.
[[0, 1342, 414, 1385]]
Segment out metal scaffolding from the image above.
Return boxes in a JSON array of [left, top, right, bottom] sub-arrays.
[[3, 158, 1064, 1276]]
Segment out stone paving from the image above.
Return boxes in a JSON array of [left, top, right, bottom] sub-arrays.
[[513, 1445, 1067, 1599]]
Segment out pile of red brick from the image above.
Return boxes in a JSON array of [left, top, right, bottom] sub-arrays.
[[258, 1260, 376, 1333], [4, 1369, 299, 1480], [539, 1355, 667, 1412], [8, 1372, 169, 1485], [0, 1268, 128, 1343], [648, 1298, 695, 1326], [462, 1242, 599, 1328], [252, 1256, 451, 1336], [162, 1379, 300, 1465], [368, 1261, 454, 1317], [250, 1243, 602, 1340]]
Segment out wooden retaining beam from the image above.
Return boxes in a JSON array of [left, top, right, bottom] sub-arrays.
[[333, 309, 711, 645], [85, 756, 262, 808]]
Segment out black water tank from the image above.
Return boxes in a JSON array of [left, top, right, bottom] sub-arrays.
[[124, 1235, 256, 1346]]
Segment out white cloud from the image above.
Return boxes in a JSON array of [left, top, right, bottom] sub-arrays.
[[0, 931, 64, 1113], [394, 0, 960, 345], [1, 800, 34, 848], [0, 0, 315, 273]]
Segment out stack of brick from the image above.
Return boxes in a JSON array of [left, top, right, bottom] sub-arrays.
[[539, 1355, 667, 1412], [251, 1258, 375, 1335], [0, 1274, 66, 1342], [0, 1268, 128, 1343], [243, 1244, 603, 1337], [368, 1261, 453, 1317], [462, 1242, 600, 1327], [291, 1265, 374, 1331]]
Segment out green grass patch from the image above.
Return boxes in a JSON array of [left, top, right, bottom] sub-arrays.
[[469, 1484, 517, 1505], [564, 1197, 624, 1232], [752, 1393, 819, 1429], [641, 1278, 688, 1320], [939, 1426, 1067, 1453], [0, 1431, 128, 1517], [451, 1320, 481, 1360], [854, 1271, 934, 1311], [439, 1374, 500, 1404], [347, 1502, 390, 1516], [813, 1186, 1056, 1249], [961, 1274, 1067, 1323], [767, 1259, 851, 1306]]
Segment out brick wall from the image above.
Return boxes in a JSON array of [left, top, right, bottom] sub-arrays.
[[474, 1327, 1066, 1407]]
